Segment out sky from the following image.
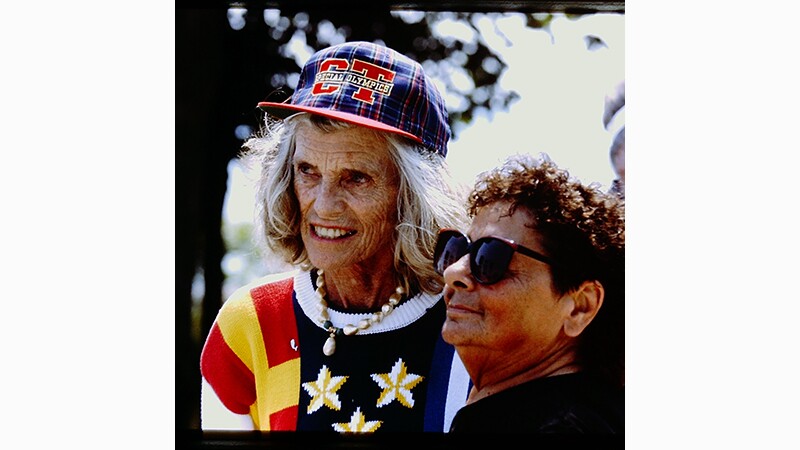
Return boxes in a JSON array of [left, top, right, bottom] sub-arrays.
[[443, 13, 624, 189], [223, 12, 625, 226]]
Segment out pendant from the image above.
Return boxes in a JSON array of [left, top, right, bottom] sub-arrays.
[[323, 334, 336, 356]]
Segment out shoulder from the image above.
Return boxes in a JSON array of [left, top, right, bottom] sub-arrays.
[[218, 269, 300, 319], [450, 373, 623, 434], [531, 374, 624, 433], [225, 269, 299, 303], [236, 269, 299, 295]]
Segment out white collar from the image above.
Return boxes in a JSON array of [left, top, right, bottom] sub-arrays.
[[294, 270, 440, 334]]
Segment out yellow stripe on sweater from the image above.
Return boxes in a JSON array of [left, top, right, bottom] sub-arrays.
[[216, 283, 302, 431], [217, 289, 269, 380], [256, 358, 301, 430]]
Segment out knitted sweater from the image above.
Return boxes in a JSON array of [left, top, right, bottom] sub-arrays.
[[200, 270, 471, 433]]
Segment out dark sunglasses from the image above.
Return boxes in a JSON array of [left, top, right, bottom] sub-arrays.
[[433, 228, 558, 285]]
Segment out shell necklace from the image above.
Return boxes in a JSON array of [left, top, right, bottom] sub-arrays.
[[315, 269, 405, 356]]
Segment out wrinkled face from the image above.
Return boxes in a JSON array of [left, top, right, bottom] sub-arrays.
[[293, 122, 400, 272], [440, 201, 570, 355]]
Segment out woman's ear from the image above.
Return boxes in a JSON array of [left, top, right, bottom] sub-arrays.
[[563, 280, 604, 337]]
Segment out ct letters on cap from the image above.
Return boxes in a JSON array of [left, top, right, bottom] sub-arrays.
[[312, 58, 396, 105]]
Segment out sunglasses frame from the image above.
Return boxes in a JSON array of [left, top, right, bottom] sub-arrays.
[[434, 228, 559, 285]]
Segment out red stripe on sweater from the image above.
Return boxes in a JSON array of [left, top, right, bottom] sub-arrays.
[[200, 323, 256, 415], [250, 277, 298, 367], [270, 405, 300, 430]]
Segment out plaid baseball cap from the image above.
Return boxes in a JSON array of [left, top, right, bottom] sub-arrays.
[[258, 41, 451, 157]]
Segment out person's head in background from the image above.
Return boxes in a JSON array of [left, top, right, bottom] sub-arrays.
[[603, 80, 625, 198]]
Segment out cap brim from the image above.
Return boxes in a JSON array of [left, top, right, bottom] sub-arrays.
[[257, 101, 423, 146]]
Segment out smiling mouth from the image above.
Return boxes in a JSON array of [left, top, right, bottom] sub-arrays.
[[313, 225, 357, 240]]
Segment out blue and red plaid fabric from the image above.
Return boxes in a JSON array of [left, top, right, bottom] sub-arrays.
[[258, 41, 451, 157]]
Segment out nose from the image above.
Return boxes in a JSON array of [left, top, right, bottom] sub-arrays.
[[313, 179, 345, 219], [443, 253, 476, 295]]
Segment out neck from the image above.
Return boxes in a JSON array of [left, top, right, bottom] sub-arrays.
[[460, 346, 581, 405], [318, 267, 400, 311]]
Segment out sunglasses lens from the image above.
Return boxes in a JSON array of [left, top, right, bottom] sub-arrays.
[[434, 231, 469, 275], [471, 238, 514, 284]]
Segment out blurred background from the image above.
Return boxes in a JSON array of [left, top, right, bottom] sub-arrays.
[[176, 0, 624, 431]]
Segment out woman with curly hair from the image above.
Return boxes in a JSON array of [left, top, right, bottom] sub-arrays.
[[435, 152, 625, 433]]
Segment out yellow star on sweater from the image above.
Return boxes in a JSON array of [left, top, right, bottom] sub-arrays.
[[302, 365, 348, 413], [331, 407, 382, 433], [371, 358, 424, 408]]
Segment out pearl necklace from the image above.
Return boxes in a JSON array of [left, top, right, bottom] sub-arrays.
[[315, 269, 405, 356]]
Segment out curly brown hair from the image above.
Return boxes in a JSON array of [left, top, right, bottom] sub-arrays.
[[468, 152, 625, 388]]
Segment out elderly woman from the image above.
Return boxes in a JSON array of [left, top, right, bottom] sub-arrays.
[[200, 41, 471, 433], [435, 153, 625, 433]]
